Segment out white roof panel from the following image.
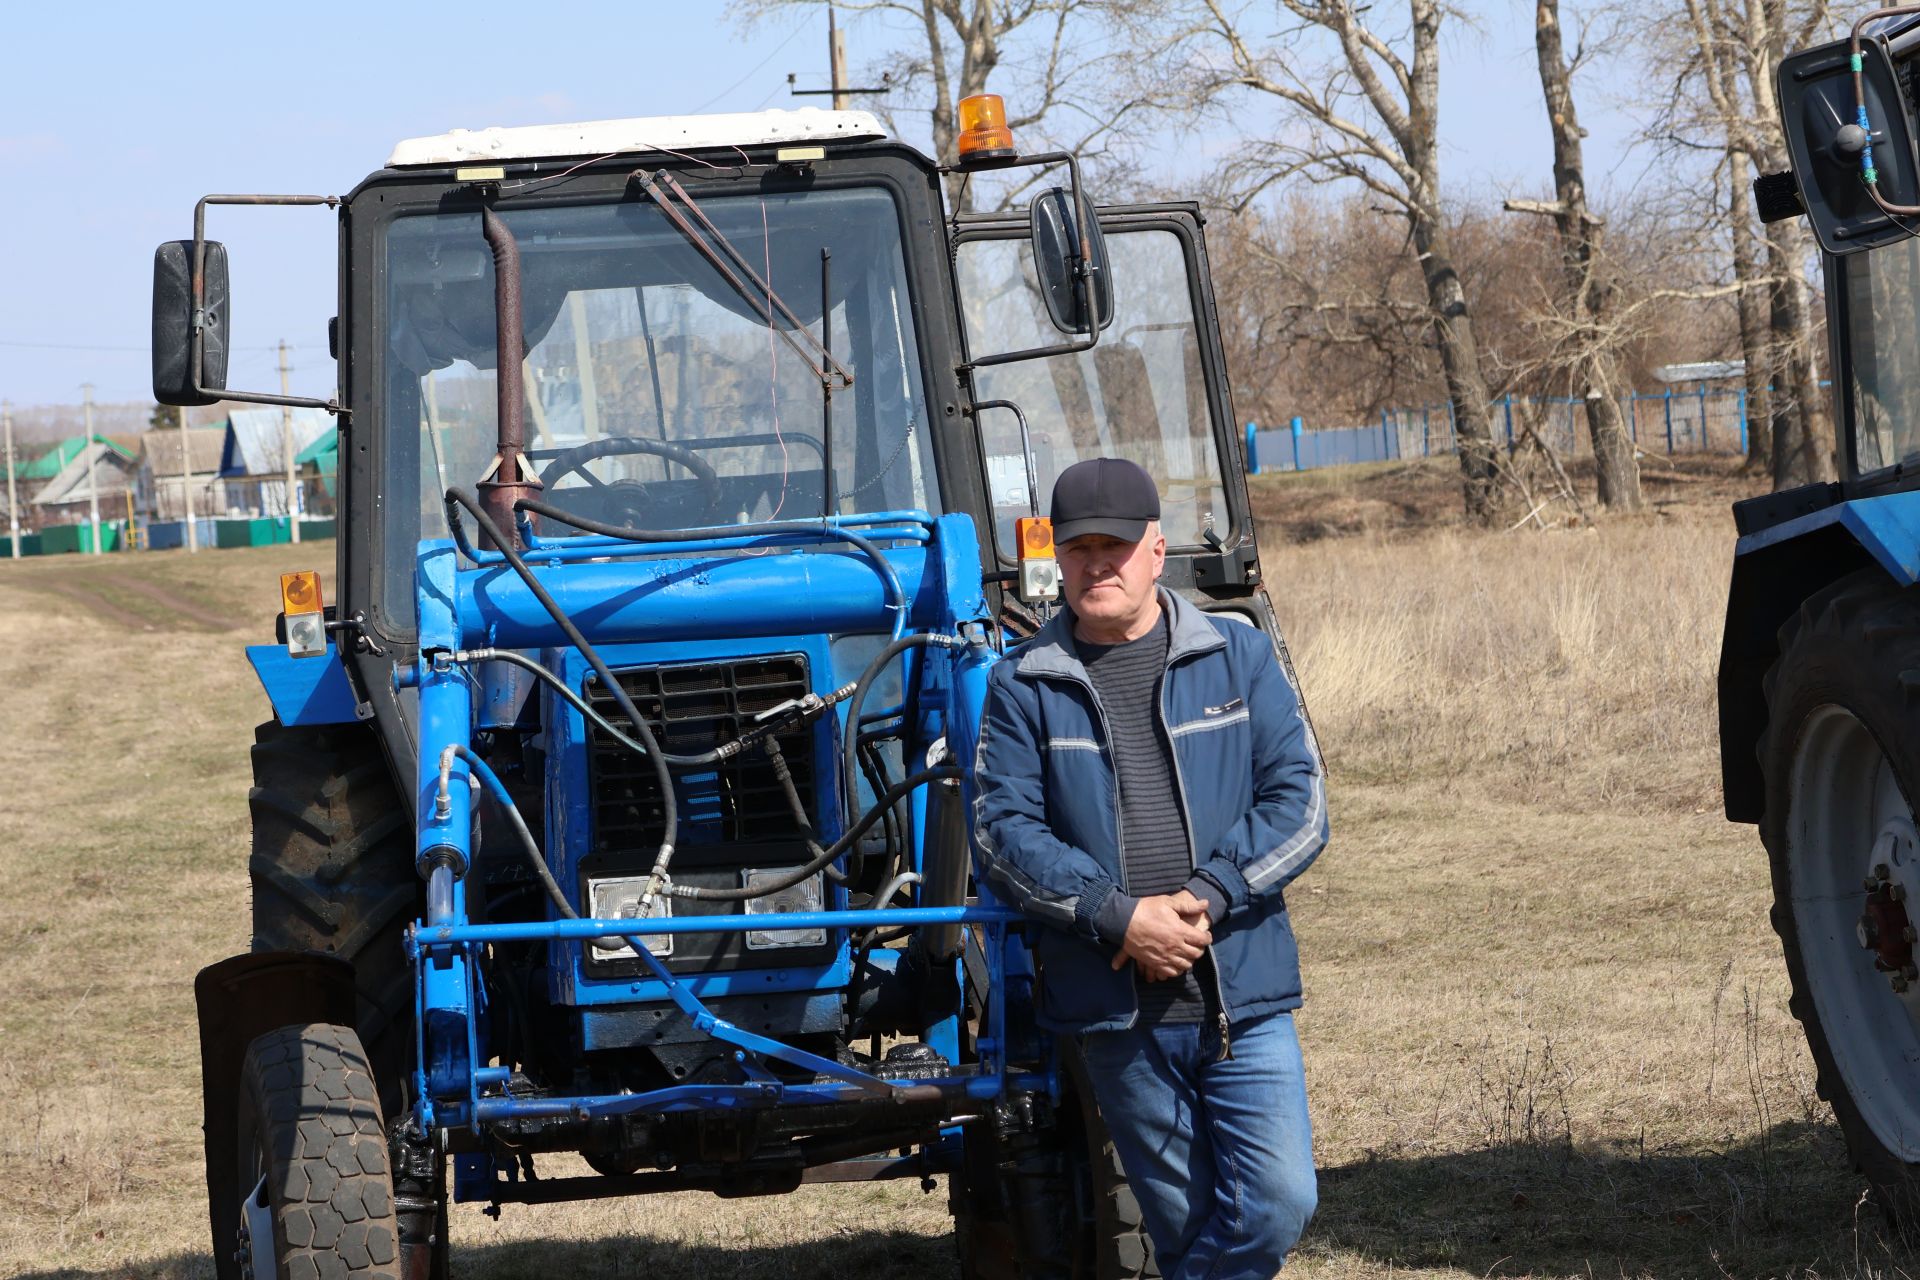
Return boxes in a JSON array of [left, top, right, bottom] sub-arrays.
[[388, 108, 887, 168]]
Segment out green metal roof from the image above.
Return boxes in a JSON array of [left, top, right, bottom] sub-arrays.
[[21, 435, 136, 480], [295, 432, 339, 470]]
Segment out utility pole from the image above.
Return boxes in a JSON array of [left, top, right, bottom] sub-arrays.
[[3, 400, 18, 560], [81, 382, 101, 555], [179, 403, 197, 553], [279, 339, 300, 545], [829, 6, 848, 110]]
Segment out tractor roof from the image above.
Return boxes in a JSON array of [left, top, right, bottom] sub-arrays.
[[387, 108, 887, 168]]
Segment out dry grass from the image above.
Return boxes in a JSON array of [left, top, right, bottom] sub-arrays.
[[0, 462, 1915, 1278]]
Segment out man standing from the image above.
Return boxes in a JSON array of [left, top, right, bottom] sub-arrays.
[[972, 457, 1327, 1278]]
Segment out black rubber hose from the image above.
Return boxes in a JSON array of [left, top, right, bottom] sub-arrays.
[[455, 647, 732, 768], [446, 489, 678, 876], [764, 736, 847, 885], [455, 745, 572, 921], [841, 634, 960, 883], [670, 765, 963, 902]]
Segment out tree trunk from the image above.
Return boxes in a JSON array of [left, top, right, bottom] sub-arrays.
[[1411, 215, 1499, 517], [1583, 387, 1639, 509], [1728, 156, 1773, 470], [1530, 0, 1641, 511], [1766, 219, 1836, 489]]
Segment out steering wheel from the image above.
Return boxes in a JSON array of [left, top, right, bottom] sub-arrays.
[[536, 436, 723, 526]]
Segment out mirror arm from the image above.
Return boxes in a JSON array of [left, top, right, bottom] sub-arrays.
[[947, 151, 1104, 371], [191, 193, 349, 416]]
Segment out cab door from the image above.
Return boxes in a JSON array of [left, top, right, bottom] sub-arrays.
[[952, 202, 1258, 599]]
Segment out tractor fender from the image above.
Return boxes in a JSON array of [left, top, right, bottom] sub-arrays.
[[1719, 489, 1920, 822], [195, 950, 358, 1280], [246, 642, 364, 727]]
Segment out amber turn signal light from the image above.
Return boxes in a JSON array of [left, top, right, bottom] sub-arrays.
[[280, 571, 328, 659], [1016, 516, 1054, 559], [956, 94, 1016, 163], [280, 570, 323, 615]]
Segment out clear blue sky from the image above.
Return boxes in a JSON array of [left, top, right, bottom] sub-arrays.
[[0, 1, 1645, 409]]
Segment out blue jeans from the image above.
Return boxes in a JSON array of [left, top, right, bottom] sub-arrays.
[[1079, 1011, 1316, 1279]]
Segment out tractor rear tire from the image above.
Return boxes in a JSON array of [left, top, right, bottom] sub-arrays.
[[1761, 569, 1920, 1225], [235, 1023, 401, 1280], [951, 1052, 1158, 1279], [248, 720, 416, 1117], [1063, 1044, 1158, 1280]]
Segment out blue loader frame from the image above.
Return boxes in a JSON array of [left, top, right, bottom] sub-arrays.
[[398, 508, 1050, 1202]]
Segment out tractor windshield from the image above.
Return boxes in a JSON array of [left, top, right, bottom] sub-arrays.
[[381, 185, 939, 596]]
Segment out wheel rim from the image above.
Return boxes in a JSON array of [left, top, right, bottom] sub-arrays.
[[1790, 704, 1920, 1160], [238, 1172, 275, 1280]]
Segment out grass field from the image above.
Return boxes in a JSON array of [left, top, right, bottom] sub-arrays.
[[1, 455, 1915, 1278]]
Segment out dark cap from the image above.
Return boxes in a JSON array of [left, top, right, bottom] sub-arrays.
[[1048, 457, 1160, 545]]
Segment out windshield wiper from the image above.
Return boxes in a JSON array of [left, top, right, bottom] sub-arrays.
[[635, 169, 854, 392]]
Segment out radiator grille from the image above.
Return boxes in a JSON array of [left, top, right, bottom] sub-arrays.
[[585, 655, 815, 851]]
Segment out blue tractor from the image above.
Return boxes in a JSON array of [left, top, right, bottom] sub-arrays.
[[155, 102, 1281, 1278], [1724, 9, 1920, 1223]]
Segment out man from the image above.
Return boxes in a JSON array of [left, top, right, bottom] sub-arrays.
[[972, 456, 1327, 1278]]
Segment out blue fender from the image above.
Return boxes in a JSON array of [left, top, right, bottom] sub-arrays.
[[247, 643, 362, 727], [1719, 489, 1920, 822]]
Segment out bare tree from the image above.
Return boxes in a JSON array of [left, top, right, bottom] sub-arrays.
[[1675, 0, 1836, 487], [1725, 148, 1774, 469], [1508, 0, 1641, 511], [1187, 0, 1501, 518], [733, 1, 1170, 210]]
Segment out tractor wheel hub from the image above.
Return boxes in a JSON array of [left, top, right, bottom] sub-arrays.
[[1860, 823, 1920, 994]]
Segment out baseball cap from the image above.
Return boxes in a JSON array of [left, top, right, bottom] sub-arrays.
[[1048, 457, 1161, 544]]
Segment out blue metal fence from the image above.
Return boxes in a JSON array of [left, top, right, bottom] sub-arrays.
[[1245, 388, 1752, 475]]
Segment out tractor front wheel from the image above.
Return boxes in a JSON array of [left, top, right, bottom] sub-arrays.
[[1762, 569, 1920, 1222], [235, 1023, 402, 1280]]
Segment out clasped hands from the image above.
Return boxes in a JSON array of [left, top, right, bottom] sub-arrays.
[[1112, 889, 1211, 981]]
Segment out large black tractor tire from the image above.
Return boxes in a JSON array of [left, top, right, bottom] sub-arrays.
[[235, 1023, 402, 1280], [1760, 569, 1920, 1224], [248, 721, 416, 1116], [951, 1045, 1158, 1279]]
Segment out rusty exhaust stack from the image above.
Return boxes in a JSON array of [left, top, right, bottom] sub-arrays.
[[477, 203, 538, 547]]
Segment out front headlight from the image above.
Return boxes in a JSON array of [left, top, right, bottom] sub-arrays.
[[587, 875, 673, 961], [742, 870, 826, 950]]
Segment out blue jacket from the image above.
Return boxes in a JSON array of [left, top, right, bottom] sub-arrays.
[[972, 588, 1328, 1034]]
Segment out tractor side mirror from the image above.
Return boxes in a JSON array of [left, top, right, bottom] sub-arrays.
[[1030, 187, 1112, 335], [1779, 34, 1920, 255], [152, 239, 230, 405]]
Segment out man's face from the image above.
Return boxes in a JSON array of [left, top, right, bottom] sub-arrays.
[[1058, 525, 1166, 631]]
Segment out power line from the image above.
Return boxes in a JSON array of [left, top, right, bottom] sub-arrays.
[[691, 16, 812, 113]]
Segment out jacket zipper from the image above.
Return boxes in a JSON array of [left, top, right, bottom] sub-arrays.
[[1158, 653, 1234, 1061], [1047, 667, 1141, 1029]]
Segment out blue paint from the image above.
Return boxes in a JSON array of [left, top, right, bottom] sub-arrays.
[[1245, 421, 1258, 475], [1734, 490, 1920, 585], [247, 644, 360, 726], [453, 543, 945, 650]]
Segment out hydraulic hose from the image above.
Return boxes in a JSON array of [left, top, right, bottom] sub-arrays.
[[514, 496, 911, 641], [669, 765, 963, 902], [447, 488, 678, 906], [841, 633, 964, 883], [456, 744, 574, 923], [452, 743, 956, 929], [451, 646, 853, 770]]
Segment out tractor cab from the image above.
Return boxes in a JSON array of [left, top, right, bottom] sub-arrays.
[[158, 102, 1272, 1279], [1718, 8, 1920, 1229]]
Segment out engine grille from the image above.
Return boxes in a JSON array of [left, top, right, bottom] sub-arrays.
[[584, 654, 815, 851]]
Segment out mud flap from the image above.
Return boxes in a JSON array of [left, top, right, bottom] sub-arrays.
[[195, 951, 358, 1280]]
